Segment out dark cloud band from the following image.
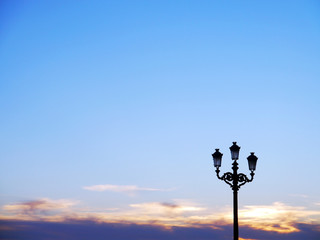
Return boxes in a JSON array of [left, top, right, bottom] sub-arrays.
[[0, 220, 319, 240]]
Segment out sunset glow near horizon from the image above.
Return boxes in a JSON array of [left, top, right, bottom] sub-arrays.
[[1, 1, 320, 239]]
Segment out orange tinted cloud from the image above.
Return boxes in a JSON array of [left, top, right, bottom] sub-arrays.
[[239, 202, 320, 233], [3, 198, 76, 213], [2, 198, 78, 221], [1, 199, 319, 233]]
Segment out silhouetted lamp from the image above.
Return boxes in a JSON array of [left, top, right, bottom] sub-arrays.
[[247, 152, 258, 171], [211, 142, 259, 240], [230, 142, 240, 160], [212, 149, 223, 168]]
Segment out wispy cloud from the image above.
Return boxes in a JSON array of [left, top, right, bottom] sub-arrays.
[[83, 184, 172, 195], [289, 194, 309, 199]]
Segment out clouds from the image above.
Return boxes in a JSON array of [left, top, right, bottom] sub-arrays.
[[238, 202, 320, 233], [83, 184, 172, 195], [129, 201, 205, 215], [1, 197, 320, 240], [0, 198, 208, 227], [1, 198, 78, 221], [1, 220, 320, 240], [3, 199, 76, 214], [0, 220, 232, 240], [1, 198, 320, 235]]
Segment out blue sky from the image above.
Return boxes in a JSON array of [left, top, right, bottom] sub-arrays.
[[1, 1, 320, 239]]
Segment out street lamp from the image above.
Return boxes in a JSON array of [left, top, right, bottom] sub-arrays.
[[211, 142, 258, 240]]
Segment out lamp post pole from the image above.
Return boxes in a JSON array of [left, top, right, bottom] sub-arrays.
[[232, 160, 239, 240], [212, 142, 258, 240]]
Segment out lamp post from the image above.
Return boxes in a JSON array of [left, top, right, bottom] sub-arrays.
[[212, 142, 258, 240]]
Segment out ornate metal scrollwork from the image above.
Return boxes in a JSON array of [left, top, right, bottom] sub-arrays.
[[216, 169, 233, 189], [215, 168, 254, 191], [237, 173, 248, 183], [236, 172, 254, 190]]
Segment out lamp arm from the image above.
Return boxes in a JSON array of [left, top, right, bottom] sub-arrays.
[[215, 168, 234, 189], [237, 171, 255, 189]]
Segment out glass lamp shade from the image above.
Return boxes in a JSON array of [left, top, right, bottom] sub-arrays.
[[212, 149, 223, 167], [247, 152, 258, 171], [229, 142, 240, 160]]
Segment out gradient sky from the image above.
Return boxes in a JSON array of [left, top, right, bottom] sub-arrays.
[[1, 1, 320, 239]]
